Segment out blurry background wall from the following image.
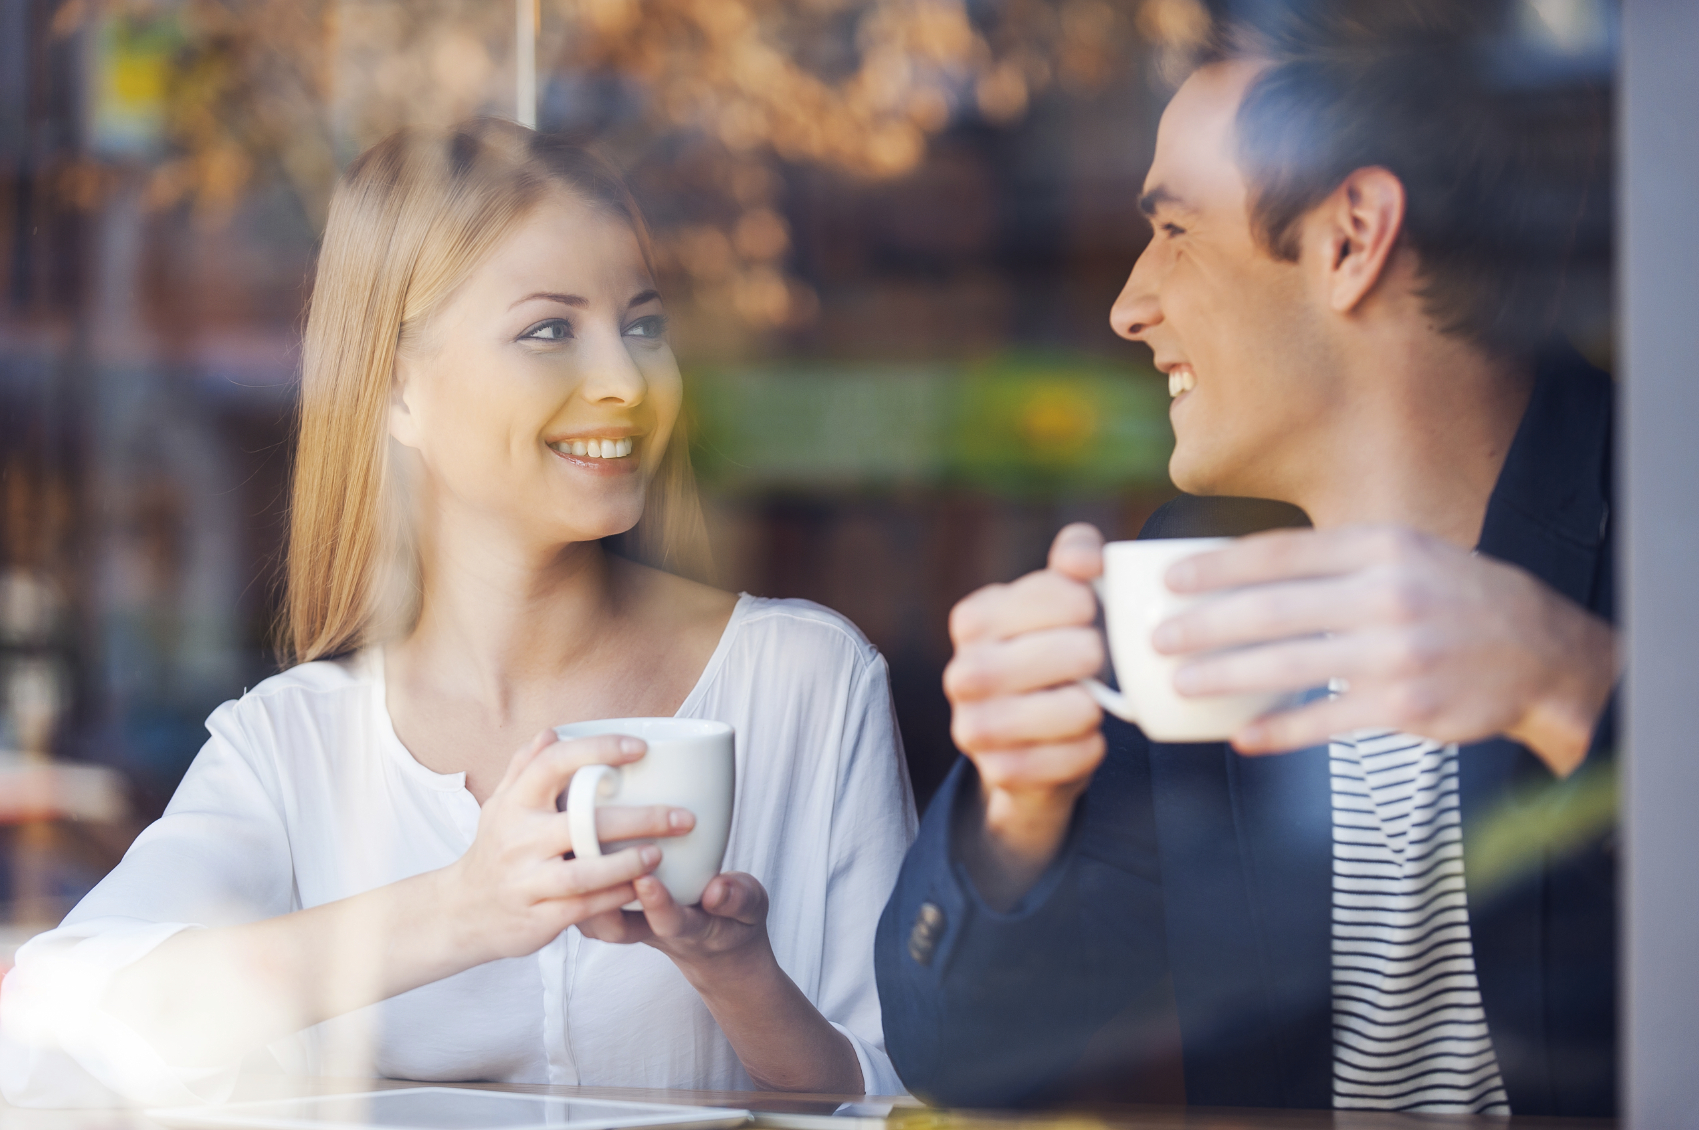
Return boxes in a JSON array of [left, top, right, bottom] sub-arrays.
[[0, 0, 1614, 937]]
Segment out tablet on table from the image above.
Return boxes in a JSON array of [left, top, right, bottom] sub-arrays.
[[147, 1086, 753, 1130]]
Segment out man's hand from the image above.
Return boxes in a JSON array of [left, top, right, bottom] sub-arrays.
[[943, 523, 1109, 908], [1154, 526, 1619, 777]]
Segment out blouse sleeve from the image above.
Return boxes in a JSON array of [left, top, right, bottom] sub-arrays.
[[0, 697, 296, 1108], [816, 651, 920, 1097]]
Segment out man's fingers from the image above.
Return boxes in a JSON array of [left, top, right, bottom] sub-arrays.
[[1154, 576, 1380, 656], [972, 734, 1106, 794], [1048, 523, 1106, 582], [950, 570, 1099, 646], [1166, 525, 1439, 594], [702, 872, 768, 926], [945, 627, 1104, 703], [512, 734, 645, 809], [953, 684, 1101, 753]]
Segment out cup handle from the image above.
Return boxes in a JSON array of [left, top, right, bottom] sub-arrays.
[[1078, 575, 1140, 724], [566, 763, 621, 860]]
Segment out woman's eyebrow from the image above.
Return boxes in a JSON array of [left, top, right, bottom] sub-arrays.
[[627, 289, 661, 309], [509, 291, 588, 310]]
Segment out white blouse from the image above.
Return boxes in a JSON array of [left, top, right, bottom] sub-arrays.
[[0, 595, 916, 1108]]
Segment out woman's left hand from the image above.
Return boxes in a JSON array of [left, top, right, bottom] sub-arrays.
[[580, 872, 772, 973]]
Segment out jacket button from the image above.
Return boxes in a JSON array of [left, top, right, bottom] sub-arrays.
[[908, 902, 946, 965]]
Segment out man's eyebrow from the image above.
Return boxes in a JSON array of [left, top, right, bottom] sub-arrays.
[[627, 289, 661, 309], [1138, 186, 1186, 217], [509, 291, 588, 310]]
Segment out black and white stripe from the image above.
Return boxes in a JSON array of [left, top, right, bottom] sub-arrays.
[[1330, 729, 1511, 1114]]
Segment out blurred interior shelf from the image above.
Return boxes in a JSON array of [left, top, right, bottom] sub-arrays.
[[0, 754, 127, 824]]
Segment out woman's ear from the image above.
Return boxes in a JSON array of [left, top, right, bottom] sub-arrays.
[[1310, 165, 1407, 316], [388, 354, 423, 450]]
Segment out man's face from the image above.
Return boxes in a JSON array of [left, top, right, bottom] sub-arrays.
[[1111, 61, 1337, 500]]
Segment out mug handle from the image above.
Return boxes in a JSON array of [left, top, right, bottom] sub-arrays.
[[565, 763, 622, 860], [1079, 576, 1140, 724]]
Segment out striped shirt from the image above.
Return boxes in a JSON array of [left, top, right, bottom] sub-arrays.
[[1330, 729, 1511, 1114]]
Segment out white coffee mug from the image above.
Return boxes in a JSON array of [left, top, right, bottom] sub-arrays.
[[558, 718, 735, 908], [1081, 537, 1288, 743]]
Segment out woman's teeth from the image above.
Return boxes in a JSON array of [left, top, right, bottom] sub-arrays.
[[551, 438, 634, 459], [1168, 367, 1197, 398]]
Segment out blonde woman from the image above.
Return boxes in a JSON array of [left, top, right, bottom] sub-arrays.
[[0, 120, 915, 1107]]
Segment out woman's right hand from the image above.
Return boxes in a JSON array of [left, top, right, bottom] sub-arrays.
[[438, 730, 695, 963]]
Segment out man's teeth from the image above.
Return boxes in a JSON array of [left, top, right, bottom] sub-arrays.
[[552, 438, 634, 459], [1168, 368, 1197, 398]]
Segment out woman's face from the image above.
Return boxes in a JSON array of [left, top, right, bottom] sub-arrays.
[[389, 192, 679, 552]]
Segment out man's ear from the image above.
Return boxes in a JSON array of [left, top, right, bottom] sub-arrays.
[[1311, 166, 1406, 315], [388, 354, 424, 450]]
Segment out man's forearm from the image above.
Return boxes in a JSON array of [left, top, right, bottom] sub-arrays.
[[955, 782, 1082, 912], [1508, 612, 1620, 779]]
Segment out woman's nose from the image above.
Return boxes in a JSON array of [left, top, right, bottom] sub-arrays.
[[1109, 247, 1162, 341], [579, 331, 648, 405]]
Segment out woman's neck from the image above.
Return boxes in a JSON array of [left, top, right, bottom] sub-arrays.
[[393, 517, 625, 722]]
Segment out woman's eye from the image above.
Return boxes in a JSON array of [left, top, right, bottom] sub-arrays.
[[1162, 222, 1186, 238], [624, 315, 668, 340], [520, 318, 573, 342]]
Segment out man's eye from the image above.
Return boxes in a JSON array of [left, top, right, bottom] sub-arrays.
[[1162, 222, 1186, 237], [521, 319, 572, 342], [624, 315, 667, 339]]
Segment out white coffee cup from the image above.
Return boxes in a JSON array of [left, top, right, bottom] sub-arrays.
[[1081, 537, 1289, 743], [558, 718, 735, 908]]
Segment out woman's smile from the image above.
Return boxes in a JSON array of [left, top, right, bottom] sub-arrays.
[[546, 432, 642, 472]]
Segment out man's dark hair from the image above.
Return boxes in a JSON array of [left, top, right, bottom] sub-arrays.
[[1201, 0, 1606, 357]]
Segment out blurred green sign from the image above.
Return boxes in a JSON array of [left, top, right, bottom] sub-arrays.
[[687, 353, 1173, 497], [91, 13, 181, 158]]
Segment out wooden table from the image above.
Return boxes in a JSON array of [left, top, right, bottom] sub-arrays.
[[0, 1077, 1618, 1130]]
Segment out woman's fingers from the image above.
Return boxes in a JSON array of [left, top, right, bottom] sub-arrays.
[[547, 843, 660, 898], [701, 872, 768, 926], [551, 884, 646, 925], [597, 804, 693, 843], [577, 906, 653, 945], [536, 806, 692, 858], [634, 876, 688, 937], [511, 734, 645, 809], [496, 729, 557, 795]]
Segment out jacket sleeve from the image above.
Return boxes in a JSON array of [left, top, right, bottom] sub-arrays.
[[874, 721, 1169, 1107]]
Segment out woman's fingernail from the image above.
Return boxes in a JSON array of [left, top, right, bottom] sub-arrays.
[[1172, 664, 1202, 694], [640, 845, 661, 867], [1152, 621, 1180, 651], [669, 809, 695, 830], [619, 737, 646, 756], [1166, 560, 1196, 590]]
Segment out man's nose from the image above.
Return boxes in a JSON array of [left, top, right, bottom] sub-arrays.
[[1109, 246, 1162, 341]]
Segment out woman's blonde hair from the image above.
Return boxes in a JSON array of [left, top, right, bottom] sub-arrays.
[[281, 118, 710, 668]]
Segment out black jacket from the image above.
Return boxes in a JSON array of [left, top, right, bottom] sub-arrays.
[[875, 349, 1617, 1116]]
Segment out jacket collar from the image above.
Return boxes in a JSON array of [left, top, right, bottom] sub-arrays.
[[1476, 346, 1614, 610]]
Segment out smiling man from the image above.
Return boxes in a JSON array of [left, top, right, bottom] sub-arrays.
[[875, 4, 1618, 1118]]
